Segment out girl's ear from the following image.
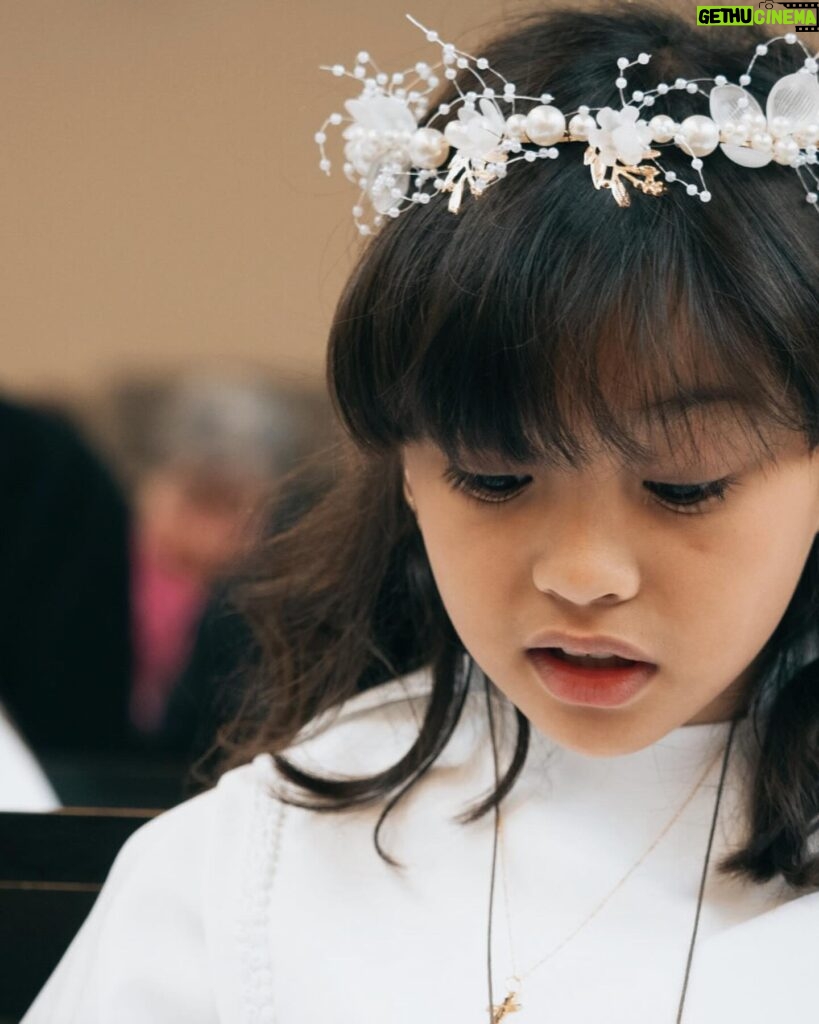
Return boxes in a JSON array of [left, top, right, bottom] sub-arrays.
[[403, 467, 417, 515]]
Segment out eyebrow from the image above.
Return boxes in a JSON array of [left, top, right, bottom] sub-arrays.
[[635, 387, 757, 422]]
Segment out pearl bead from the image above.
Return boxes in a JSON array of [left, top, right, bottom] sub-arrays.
[[615, 77, 627, 89], [567, 112, 596, 141], [773, 137, 799, 165], [505, 114, 529, 141], [797, 123, 819, 146], [750, 131, 773, 152], [768, 116, 794, 140], [649, 114, 676, 143], [752, 112, 767, 131], [408, 128, 449, 169], [678, 114, 720, 156], [525, 105, 566, 145]]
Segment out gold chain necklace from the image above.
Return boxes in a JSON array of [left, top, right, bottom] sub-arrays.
[[482, 682, 737, 1023]]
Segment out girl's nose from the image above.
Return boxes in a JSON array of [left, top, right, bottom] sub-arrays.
[[530, 508, 641, 608]]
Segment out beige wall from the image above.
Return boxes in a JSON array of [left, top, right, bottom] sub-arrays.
[[0, 0, 545, 400]]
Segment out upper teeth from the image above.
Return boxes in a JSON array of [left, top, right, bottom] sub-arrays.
[[561, 648, 620, 658]]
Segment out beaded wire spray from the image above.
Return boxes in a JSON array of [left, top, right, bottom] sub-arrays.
[[315, 15, 819, 233]]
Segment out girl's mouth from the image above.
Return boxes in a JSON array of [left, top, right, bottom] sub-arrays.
[[526, 647, 658, 708]]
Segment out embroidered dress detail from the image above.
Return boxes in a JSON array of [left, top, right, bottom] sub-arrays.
[[236, 754, 287, 1024]]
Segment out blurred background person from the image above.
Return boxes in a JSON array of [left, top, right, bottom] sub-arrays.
[[126, 368, 330, 754]]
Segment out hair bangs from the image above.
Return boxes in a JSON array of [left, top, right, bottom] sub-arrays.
[[375, 182, 804, 473]]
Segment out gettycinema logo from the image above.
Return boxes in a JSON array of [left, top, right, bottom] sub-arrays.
[[697, 3, 819, 29]]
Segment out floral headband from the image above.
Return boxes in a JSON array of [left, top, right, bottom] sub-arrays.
[[315, 15, 819, 233]]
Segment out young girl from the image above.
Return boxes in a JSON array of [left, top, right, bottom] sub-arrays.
[[21, 2, 819, 1021]]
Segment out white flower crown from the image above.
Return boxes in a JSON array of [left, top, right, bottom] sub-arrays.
[[315, 14, 819, 233]]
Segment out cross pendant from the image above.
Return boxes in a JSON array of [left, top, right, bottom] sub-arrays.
[[491, 990, 522, 1022]]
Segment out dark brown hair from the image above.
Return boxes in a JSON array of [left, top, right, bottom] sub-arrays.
[[206, 0, 819, 886]]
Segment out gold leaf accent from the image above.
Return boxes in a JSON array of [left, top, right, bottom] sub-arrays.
[[585, 148, 667, 205], [610, 172, 630, 207], [491, 991, 522, 1022], [590, 156, 607, 190]]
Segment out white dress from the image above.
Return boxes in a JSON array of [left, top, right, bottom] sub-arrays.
[[20, 664, 819, 1023]]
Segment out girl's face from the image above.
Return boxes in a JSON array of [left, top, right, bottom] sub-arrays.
[[401, 409, 819, 755]]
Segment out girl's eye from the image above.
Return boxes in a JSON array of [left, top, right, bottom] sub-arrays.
[[442, 464, 739, 514], [442, 466, 531, 504], [644, 476, 739, 514]]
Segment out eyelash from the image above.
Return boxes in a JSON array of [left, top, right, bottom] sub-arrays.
[[441, 465, 740, 515]]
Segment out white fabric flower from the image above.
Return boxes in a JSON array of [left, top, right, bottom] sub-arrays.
[[710, 72, 819, 169], [342, 94, 417, 177], [443, 99, 507, 163], [587, 105, 653, 167]]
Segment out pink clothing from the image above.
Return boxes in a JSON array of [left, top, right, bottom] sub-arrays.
[[129, 530, 209, 734]]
